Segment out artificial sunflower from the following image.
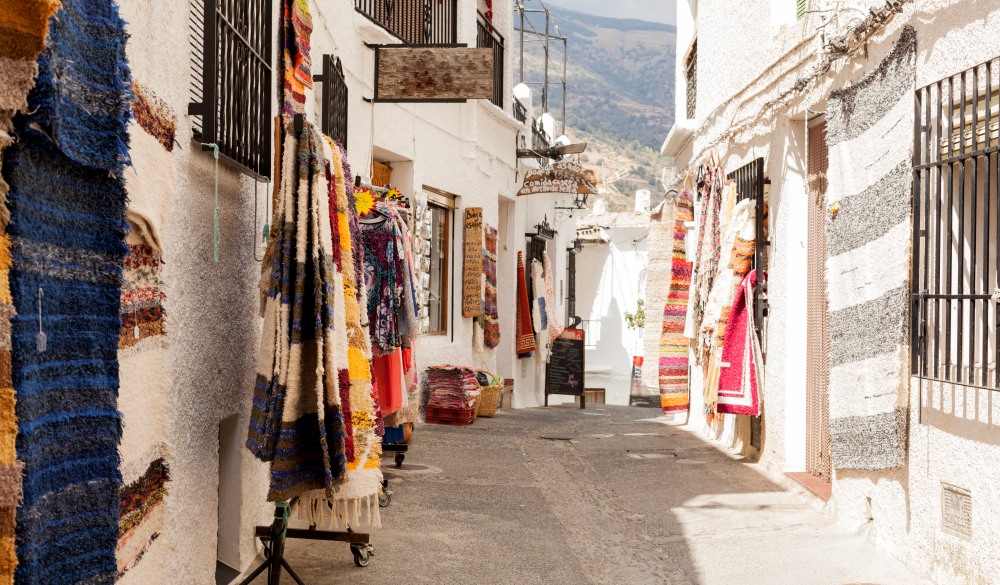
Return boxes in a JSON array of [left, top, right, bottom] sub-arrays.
[[355, 189, 375, 215], [385, 187, 402, 200]]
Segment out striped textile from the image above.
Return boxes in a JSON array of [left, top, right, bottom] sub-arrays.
[[281, 0, 313, 118], [131, 84, 176, 152], [515, 252, 535, 357], [483, 226, 500, 349], [7, 131, 129, 585], [247, 122, 349, 502], [660, 188, 694, 413], [825, 26, 915, 470], [0, 3, 58, 582]]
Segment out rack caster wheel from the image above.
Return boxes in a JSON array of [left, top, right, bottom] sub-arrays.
[[378, 490, 392, 507], [394, 452, 405, 468], [351, 543, 372, 567]]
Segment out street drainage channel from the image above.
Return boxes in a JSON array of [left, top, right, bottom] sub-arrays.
[[538, 433, 709, 464]]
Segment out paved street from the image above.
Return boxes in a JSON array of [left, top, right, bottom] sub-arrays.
[[261, 405, 923, 585]]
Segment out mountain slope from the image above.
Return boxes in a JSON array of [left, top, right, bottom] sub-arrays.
[[518, 5, 676, 203]]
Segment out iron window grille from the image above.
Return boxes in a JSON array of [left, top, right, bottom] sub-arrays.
[[476, 11, 505, 110], [726, 157, 770, 341], [189, 0, 272, 180], [315, 55, 349, 148], [355, 0, 457, 45], [685, 40, 697, 120], [912, 56, 1000, 389]]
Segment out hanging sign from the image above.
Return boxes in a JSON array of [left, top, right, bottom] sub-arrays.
[[374, 46, 494, 102], [517, 162, 598, 196], [462, 208, 484, 317]]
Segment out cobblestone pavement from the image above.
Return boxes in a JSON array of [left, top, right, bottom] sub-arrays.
[[249, 405, 925, 585]]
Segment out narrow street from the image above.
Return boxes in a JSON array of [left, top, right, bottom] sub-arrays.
[[271, 406, 923, 585]]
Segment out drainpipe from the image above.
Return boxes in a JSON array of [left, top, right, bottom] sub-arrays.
[[566, 239, 582, 328]]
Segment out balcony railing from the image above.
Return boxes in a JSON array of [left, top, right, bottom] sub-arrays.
[[476, 11, 504, 109], [355, 0, 457, 45], [532, 118, 550, 151], [513, 100, 527, 123]]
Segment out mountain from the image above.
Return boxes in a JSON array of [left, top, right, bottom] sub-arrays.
[[517, 5, 677, 206]]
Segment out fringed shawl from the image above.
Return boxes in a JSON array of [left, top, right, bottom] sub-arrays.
[[247, 123, 348, 502], [542, 251, 563, 340], [515, 252, 535, 356], [482, 227, 500, 349]]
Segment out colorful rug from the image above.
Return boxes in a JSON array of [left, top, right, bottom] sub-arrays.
[[659, 188, 694, 413], [515, 252, 535, 357], [247, 122, 348, 502], [0, 2, 59, 582], [7, 131, 130, 585], [116, 216, 170, 577], [825, 27, 915, 470], [131, 83, 176, 152], [718, 270, 763, 415], [482, 226, 500, 349], [281, 0, 313, 118]]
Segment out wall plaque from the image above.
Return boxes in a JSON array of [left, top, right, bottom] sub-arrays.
[[374, 46, 494, 102], [942, 483, 972, 540], [462, 208, 484, 317]]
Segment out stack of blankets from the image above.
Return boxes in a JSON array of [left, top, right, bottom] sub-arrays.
[[425, 366, 480, 410]]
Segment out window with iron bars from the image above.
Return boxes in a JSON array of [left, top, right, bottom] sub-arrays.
[[355, 0, 457, 45], [315, 55, 348, 149], [685, 40, 697, 120], [912, 56, 1000, 389], [476, 11, 504, 110], [189, 0, 272, 180]]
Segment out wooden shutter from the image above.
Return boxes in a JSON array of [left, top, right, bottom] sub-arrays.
[[796, 0, 807, 20]]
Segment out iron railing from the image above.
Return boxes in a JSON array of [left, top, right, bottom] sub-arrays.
[[355, 0, 457, 45], [532, 118, 550, 151], [513, 100, 527, 124], [912, 56, 1000, 389], [476, 11, 504, 110], [189, 0, 272, 180], [315, 54, 348, 148]]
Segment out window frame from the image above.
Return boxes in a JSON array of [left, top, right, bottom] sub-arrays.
[[424, 187, 457, 336]]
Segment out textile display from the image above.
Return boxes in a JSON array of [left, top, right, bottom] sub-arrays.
[[306, 140, 383, 531], [361, 218, 403, 355], [825, 26, 915, 470], [542, 251, 563, 340], [717, 270, 763, 415], [531, 259, 548, 361], [280, 0, 313, 118], [5, 1, 132, 582], [7, 134, 130, 585], [116, 216, 170, 577], [246, 123, 349, 503], [426, 366, 480, 409], [515, 252, 536, 357], [0, 2, 58, 582], [482, 226, 500, 349], [659, 188, 694, 413], [131, 83, 176, 152], [686, 163, 722, 348]]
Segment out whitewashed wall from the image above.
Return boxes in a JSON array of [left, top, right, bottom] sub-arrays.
[[665, 0, 1000, 582]]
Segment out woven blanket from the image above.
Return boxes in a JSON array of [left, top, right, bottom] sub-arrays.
[[825, 26, 915, 471], [543, 251, 563, 340], [660, 188, 694, 413], [30, 0, 132, 175], [687, 164, 722, 351], [0, 3, 57, 582], [482, 226, 500, 349], [247, 122, 349, 502], [131, 83, 175, 152], [116, 216, 170, 577], [515, 252, 535, 357], [717, 270, 762, 415], [292, 139, 381, 531], [7, 131, 129, 585], [281, 0, 313, 118]]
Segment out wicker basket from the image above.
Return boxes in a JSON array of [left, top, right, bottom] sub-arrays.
[[476, 371, 504, 418]]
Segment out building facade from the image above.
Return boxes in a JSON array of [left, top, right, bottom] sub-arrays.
[[658, 1, 1000, 582]]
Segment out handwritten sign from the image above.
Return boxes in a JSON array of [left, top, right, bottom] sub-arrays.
[[462, 208, 484, 317]]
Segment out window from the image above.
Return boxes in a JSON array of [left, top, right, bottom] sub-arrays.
[[685, 40, 697, 120], [797, 0, 807, 20], [316, 55, 348, 148], [912, 56, 1000, 389], [424, 187, 456, 335], [477, 11, 505, 110], [355, 0, 457, 45], [189, 0, 272, 179]]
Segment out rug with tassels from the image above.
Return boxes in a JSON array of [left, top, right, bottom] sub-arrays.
[[659, 188, 694, 414]]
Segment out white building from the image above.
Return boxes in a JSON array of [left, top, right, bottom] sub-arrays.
[[657, 1, 1000, 582], [113, 0, 570, 581]]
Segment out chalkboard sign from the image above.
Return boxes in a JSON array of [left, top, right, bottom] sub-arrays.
[[545, 329, 586, 408]]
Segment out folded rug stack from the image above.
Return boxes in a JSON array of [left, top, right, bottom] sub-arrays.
[[425, 366, 480, 409]]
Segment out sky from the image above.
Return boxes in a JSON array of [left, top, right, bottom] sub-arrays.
[[547, 0, 676, 25]]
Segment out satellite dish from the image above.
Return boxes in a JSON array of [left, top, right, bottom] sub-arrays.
[[555, 135, 571, 147]]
